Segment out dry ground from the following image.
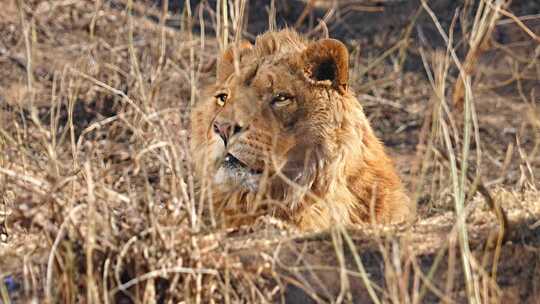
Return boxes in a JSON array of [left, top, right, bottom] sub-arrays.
[[1, 0, 539, 303]]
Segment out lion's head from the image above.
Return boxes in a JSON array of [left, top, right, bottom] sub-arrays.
[[191, 30, 412, 229]]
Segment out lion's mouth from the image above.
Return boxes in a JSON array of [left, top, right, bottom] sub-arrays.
[[214, 153, 263, 191], [223, 153, 263, 175]]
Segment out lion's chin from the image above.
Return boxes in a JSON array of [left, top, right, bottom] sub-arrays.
[[213, 154, 262, 191]]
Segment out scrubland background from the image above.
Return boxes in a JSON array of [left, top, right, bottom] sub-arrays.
[[0, 0, 539, 303]]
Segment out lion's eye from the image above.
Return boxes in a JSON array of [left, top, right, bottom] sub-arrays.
[[271, 93, 293, 107], [215, 93, 228, 107]]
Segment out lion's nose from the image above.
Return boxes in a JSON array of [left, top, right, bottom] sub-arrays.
[[213, 121, 243, 146]]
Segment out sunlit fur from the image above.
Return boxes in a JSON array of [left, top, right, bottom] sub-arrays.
[[190, 29, 413, 230]]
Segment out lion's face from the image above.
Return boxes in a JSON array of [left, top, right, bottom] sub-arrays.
[[205, 63, 298, 191], [191, 30, 351, 195]]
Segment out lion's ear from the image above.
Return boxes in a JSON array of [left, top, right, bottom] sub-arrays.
[[302, 38, 349, 94], [216, 41, 253, 82]]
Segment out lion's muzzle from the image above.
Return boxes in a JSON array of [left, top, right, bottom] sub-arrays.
[[214, 153, 263, 191]]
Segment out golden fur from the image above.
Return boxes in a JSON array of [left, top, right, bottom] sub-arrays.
[[190, 29, 413, 230]]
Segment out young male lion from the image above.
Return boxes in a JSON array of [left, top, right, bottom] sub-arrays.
[[191, 29, 413, 230]]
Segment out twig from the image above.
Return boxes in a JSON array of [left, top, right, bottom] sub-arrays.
[[294, 0, 315, 29], [433, 147, 509, 242], [493, 6, 540, 42]]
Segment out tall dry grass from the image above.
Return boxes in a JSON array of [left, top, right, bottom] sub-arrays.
[[0, 0, 539, 303]]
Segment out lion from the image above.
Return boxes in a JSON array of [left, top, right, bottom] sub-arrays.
[[190, 29, 413, 230]]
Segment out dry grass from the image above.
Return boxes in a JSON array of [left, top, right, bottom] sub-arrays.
[[1, 0, 539, 303]]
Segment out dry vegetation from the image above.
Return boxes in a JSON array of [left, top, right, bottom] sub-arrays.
[[0, 0, 539, 303]]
